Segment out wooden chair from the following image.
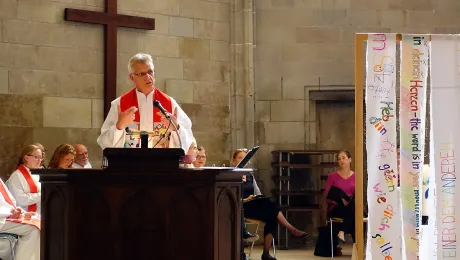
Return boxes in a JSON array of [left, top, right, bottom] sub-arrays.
[[245, 219, 276, 260], [0, 233, 18, 260], [327, 217, 343, 258], [327, 217, 368, 258]]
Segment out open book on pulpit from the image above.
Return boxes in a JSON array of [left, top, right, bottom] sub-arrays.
[[123, 125, 176, 149]]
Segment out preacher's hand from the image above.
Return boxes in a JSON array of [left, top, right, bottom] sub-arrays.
[[116, 106, 138, 130], [159, 108, 179, 131]]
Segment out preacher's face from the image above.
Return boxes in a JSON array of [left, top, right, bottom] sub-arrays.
[[130, 62, 155, 93]]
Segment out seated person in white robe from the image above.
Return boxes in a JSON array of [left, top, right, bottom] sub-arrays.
[[97, 53, 194, 153], [71, 144, 92, 169], [7, 145, 42, 216], [0, 179, 40, 260]]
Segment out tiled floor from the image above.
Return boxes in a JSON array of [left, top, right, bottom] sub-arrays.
[[244, 245, 353, 260]]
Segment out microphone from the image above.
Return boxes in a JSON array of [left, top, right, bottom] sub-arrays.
[[153, 100, 170, 119], [152, 100, 182, 150]]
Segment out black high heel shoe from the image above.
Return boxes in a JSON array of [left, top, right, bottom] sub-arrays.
[[291, 230, 309, 238], [261, 253, 277, 260]]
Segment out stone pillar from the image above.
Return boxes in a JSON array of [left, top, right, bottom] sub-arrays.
[[230, 0, 256, 159]]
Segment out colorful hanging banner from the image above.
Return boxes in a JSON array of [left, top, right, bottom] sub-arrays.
[[421, 113, 437, 259], [399, 34, 429, 260], [420, 142, 436, 259], [425, 123, 437, 259], [365, 33, 401, 260], [431, 34, 460, 259]]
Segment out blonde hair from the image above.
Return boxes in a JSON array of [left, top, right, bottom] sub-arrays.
[[16, 145, 41, 168], [128, 53, 154, 73], [48, 144, 76, 169]]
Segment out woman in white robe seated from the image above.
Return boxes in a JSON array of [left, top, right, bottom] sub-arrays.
[[0, 178, 40, 260], [6, 145, 42, 217]]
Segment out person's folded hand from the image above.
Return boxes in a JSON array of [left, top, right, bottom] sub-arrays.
[[23, 212, 36, 220], [243, 195, 254, 202], [9, 208, 22, 219]]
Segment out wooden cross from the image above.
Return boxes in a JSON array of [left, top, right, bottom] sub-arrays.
[[65, 0, 155, 117]]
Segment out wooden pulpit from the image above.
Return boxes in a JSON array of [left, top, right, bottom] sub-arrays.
[[35, 148, 249, 260]]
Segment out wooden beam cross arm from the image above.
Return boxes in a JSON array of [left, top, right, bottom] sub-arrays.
[[65, 9, 155, 30]]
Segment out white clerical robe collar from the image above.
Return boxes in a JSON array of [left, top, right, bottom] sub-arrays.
[[71, 162, 91, 169], [135, 87, 155, 100]]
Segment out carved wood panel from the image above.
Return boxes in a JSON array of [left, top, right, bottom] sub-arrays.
[[215, 183, 241, 260], [39, 165, 245, 260]]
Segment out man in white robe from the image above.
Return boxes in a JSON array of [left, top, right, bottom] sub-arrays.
[[0, 179, 40, 260], [97, 53, 194, 153], [71, 144, 92, 169]]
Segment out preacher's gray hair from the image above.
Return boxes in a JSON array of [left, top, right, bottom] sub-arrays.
[[128, 53, 154, 73]]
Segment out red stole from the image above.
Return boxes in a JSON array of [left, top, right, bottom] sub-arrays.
[[119, 88, 173, 124], [0, 181, 15, 208], [17, 165, 38, 213], [0, 180, 40, 230]]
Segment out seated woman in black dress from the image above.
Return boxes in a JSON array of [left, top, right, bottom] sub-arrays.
[[232, 149, 308, 260]]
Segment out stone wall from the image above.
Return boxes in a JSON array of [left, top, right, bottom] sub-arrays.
[[0, 0, 233, 178], [254, 0, 460, 194], [316, 101, 355, 154], [2, 0, 459, 182]]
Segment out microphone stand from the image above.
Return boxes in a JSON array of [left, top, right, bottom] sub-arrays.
[[169, 118, 182, 151], [153, 101, 183, 150]]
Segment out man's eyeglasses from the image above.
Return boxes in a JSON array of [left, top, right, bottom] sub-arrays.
[[27, 155, 43, 161], [132, 70, 154, 77], [78, 152, 88, 157]]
